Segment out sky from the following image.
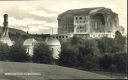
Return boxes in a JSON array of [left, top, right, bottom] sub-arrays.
[[0, 0, 127, 34]]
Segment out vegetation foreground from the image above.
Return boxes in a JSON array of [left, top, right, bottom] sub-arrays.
[[0, 61, 111, 80]]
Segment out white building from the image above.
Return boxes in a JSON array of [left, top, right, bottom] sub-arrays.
[[23, 38, 37, 56], [45, 37, 61, 59]]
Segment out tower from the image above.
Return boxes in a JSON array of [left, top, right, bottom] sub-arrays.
[[0, 14, 13, 46]]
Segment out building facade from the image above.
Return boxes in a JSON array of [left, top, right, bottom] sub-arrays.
[[57, 7, 123, 38]]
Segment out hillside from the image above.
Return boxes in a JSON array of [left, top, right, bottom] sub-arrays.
[[0, 27, 27, 35], [0, 61, 111, 80]]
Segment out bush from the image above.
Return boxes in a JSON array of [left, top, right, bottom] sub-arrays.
[[58, 43, 80, 67], [109, 64, 117, 78], [99, 53, 127, 73], [9, 42, 30, 62], [59, 37, 100, 70], [112, 53, 127, 73], [78, 54, 100, 70], [97, 37, 120, 53], [109, 64, 117, 73], [114, 31, 126, 52], [99, 55, 113, 70], [0, 43, 10, 61], [32, 42, 53, 64], [59, 36, 127, 72]]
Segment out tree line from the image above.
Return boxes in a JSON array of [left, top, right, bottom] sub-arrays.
[[0, 31, 127, 74]]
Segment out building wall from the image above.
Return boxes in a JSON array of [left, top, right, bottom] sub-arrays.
[[58, 8, 120, 35], [57, 8, 123, 40], [74, 33, 115, 39], [50, 34, 71, 43], [58, 14, 74, 34], [74, 16, 88, 34]]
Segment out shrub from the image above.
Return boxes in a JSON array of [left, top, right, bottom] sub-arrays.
[[58, 44, 80, 67], [59, 38, 100, 70], [112, 53, 128, 73], [32, 42, 53, 64], [9, 41, 30, 62], [0, 43, 10, 61]]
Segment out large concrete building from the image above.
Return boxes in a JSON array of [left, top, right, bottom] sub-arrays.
[[57, 7, 124, 38]]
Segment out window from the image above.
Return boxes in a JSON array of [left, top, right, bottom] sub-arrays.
[[79, 17, 82, 19], [59, 36, 61, 38], [76, 17, 78, 20], [80, 26, 82, 29]]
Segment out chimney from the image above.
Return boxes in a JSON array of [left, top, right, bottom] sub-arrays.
[[3, 14, 8, 28]]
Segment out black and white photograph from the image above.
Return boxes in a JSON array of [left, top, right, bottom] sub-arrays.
[[0, 0, 127, 80]]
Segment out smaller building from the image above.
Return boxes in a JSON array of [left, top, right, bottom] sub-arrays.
[[23, 38, 37, 56], [45, 37, 61, 59]]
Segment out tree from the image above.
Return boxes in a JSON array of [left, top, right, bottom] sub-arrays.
[[97, 37, 120, 53], [99, 55, 113, 70], [32, 42, 53, 64], [70, 36, 82, 45], [58, 43, 80, 67], [78, 39, 100, 56], [115, 31, 123, 42], [9, 41, 30, 62], [109, 64, 117, 78], [79, 54, 100, 70], [114, 31, 126, 52], [112, 53, 127, 73], [75, 39, 100, 70], [59, 38, 100, 70], [0, 43, 10, 61]]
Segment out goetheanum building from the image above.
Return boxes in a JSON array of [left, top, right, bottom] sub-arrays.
[[57, 7, 124, 38]]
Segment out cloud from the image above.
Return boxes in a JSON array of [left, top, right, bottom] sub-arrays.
[[0, 0, 127, 34], [0, 0, 36, 1], [7, 17, 57, 34]]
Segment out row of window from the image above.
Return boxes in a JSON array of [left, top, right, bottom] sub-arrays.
[[90, 34, 115, 38], [76, 30, 86, 33], [75, 16, 84, 20], [76, 25, 87, 29], [52, 36, 68, 39], [74, 21, 87, 24]]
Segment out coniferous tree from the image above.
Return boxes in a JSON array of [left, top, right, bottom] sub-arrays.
[[32, 42, 53, 64], [9, 41, 30, 62], [0, 43, 10, 61]]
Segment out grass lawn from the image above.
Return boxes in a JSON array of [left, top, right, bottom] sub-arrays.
[[90, 70, 127, 79], [0, 61, 111, 80]]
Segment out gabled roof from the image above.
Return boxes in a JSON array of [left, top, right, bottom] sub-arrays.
[[58, 7, 117, 19]]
